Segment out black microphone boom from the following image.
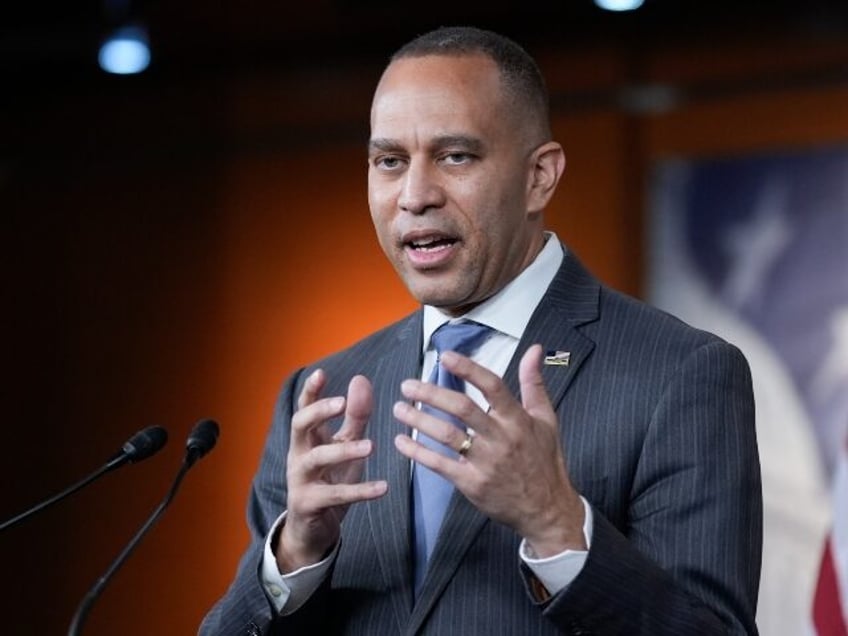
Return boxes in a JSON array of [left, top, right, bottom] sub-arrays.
[[67, 419, 220, 636], [0, 425, 168, 533]]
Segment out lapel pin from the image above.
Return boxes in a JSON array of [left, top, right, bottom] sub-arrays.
[[544, 350, 571, 366]]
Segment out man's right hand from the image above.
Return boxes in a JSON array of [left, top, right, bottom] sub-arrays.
[[276, 370, 388, 573]]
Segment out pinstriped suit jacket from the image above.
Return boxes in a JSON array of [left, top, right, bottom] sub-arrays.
[[200, 250, 762, 635]]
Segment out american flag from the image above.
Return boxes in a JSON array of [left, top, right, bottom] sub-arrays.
[[648, 145, 848, 634], [814, 436, 848, 636]]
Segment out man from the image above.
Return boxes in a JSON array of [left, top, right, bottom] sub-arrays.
[[201, 26, 761, 635]]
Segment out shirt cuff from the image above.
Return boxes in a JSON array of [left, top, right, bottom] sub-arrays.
[[518, 497, 594, 596], [260, 511, 338, 615]]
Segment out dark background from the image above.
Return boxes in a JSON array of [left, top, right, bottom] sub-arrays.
[[2, 2, 848, 634]]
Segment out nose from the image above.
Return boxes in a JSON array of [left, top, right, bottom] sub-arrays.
[[398, 160, 445, 215]]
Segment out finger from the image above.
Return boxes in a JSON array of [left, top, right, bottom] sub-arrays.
[[399, 376, 493, 435], [294, 480, 389, 513], [518, 344, 556, 420], [290, 395, 346, 454], [297, 368, 327, 410], [334, 375, 373, 442], [392, 400, 473, 452], [438, 350, 522, 421], [394, 433, 463, 482], [298, 438, 374, 476]]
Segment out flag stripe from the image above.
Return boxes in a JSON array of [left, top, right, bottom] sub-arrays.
[[814, 539, 848, 636], [815, 438, 848, 636], [833, 439, 848, 625]]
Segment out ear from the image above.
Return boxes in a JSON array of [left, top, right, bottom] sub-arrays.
[[526, 141, 566, 216]]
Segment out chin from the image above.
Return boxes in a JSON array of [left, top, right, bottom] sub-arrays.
[[409, 285, 460, 309], [402, 271, 478, 310], [412, 290, 476, 316]]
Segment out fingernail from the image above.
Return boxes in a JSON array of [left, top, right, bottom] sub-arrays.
[[330, 396, 345, 409], [400, 379, 418, 395], [440, 350, 458, 364], [393, 401, 410, 417]]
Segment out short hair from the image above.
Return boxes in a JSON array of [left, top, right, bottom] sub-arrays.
[[390, 26, 551, 139]]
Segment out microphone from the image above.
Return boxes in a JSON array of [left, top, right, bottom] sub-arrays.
[[186, 417, 220, 467], [67, 418, 220, 636], [0, 426, 168, 533]]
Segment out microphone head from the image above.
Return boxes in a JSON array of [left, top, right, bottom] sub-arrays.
[[186, 419, 219, 461], [122, 426, 168, 462]]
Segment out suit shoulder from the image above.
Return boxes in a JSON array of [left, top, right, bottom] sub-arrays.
[[308, 310, 421, 374], [597, 284, 741, 356], [556, 249, 736, 357], [583, 286, 753, 409]]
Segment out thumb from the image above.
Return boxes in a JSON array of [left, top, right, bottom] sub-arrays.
[[335, 374, 373, 441], [518, 344, 556, 420]]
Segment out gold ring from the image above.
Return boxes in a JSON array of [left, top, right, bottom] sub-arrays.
[[457, 434, 473, 457]]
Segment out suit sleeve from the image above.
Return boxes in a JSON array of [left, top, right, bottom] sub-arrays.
[[198, 368, 332, 636], [539, 340, 762, 635]]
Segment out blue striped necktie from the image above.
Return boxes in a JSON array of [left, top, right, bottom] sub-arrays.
[[412, 321, 493, 594]]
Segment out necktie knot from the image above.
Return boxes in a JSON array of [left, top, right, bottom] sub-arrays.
[[430, 321, 492, 359], [429, 322, 492, 394]]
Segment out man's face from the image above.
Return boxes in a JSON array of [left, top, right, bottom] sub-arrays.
[[368, 54, 547, 316]]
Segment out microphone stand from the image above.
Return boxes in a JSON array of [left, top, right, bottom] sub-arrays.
[[67, 459, 192, 636], [67, 419, 218, 636]]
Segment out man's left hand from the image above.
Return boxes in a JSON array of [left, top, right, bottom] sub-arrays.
[[393, 344, 586, 557]]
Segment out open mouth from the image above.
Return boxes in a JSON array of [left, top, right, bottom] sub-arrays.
[[406, 236, 458, 252]]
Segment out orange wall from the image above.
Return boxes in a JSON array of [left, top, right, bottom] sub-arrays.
[[1, 35, 847, 635]]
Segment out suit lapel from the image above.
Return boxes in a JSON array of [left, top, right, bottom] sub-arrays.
[[363, 312, 422, 621], [407, 250, 600, 633], [507, 250, 599, 411]]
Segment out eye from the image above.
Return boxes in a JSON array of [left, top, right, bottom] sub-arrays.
[[373, 155, 405, 171], [441, 152, 474, 166]]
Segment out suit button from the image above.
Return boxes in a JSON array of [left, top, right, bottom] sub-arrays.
[[267, 584, 283, 597]]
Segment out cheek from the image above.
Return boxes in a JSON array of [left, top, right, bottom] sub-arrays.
[[468, 187, 530, 256], [459, 166, 521, 215], [451, 181, 495, 228], [368, 197, 396, 255], [368, 185, 391, 225]]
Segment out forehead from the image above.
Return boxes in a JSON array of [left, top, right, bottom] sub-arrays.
[[370, 54, 511, 138]]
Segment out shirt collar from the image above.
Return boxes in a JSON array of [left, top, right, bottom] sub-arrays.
[[422, 232, 564, 351]]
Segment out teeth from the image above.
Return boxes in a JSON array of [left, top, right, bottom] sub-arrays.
[[410, 237, 454, 250], [414, 242, 444, 251]]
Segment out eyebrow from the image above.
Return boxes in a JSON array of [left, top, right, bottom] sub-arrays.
[[368, 135, 485, 156], [368, 138, 404, 155], [431, 135, 485, 153]]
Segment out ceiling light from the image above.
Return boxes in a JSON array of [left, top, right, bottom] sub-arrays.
[[98, 25, 150, 75], [595, 0, 645, 11]]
